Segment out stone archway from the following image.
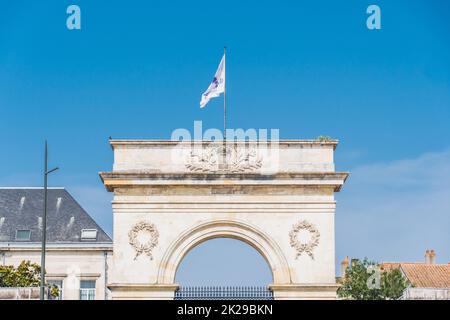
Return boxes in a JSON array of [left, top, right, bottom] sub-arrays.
[[157, 219, 291, 285], [100, 140, 348, 299]]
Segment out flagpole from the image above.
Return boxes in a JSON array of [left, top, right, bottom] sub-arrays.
[[223, 46, 227, 141]]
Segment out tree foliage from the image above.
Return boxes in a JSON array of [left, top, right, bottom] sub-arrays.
[[381, 267, 409, 299], [0, 260, 41, 287], [0, 260, 59, 298], [337, 258, 409, 300]]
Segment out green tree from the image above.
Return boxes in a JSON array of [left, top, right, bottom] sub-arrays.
[[381, 268, 409, 299], [0, 260, 59, 298], [0, 260, 40, 287], [0, 264, 15, 287], [337, 258, 409, 300]]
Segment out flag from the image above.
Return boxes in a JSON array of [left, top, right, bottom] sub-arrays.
[[200, 54, 225, 108]]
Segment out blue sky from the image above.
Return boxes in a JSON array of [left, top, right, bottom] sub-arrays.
[[1, 1, 449, 285]]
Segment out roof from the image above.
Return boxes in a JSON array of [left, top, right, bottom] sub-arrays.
[[381, 263, 450, 288], [0, 188, 111, 243]]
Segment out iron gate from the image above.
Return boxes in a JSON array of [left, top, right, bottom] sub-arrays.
[[174, 286, 274, 300]]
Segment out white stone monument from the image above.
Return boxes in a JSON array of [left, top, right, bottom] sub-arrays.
[[100, 140, 348, 299]]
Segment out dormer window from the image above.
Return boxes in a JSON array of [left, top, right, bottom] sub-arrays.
[[80, 229, 97, 241], [15, 229, 31, 241]]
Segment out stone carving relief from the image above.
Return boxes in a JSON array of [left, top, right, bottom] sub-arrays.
[[185, 144, 262, 173], [128, 221, 159, 260], [289, 220, 320, 260]]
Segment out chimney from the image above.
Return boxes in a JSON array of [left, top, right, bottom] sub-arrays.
[[425, 249, 436, 264], [341, 256, 349, 277]]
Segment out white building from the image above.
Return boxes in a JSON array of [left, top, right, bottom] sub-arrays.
[[0, 187, 113, 300]]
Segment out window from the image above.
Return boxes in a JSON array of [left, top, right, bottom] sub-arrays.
[[80, 280, 96, 300], [80, 229, 97, 241], [47, 279, 63, 300], [15, 229, 31, 241]]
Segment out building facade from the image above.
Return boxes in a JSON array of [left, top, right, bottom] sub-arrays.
[[0, 188, 112, 300]]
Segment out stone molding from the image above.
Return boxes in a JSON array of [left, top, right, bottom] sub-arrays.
[[108, 139, 339, 149], [100, 172, 349, 192], [107, 284, 179, 300], [269, 284, 340, 300]]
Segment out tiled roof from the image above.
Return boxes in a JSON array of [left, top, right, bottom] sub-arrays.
[[380, 262, 403, 271], [0, 188, 111, 243], [381, 262, 450, 288]]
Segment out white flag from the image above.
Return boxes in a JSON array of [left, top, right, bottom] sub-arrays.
[[200, 54, 225, 108]]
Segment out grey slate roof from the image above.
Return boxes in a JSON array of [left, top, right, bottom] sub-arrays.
[[0, 188, 111, 243]]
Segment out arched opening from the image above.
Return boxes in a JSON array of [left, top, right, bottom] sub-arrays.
[[175, 238, 273, 286], [157, 219, 291, 286]]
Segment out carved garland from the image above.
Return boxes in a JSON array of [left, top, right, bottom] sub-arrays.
[[289, 220, 320, 260], [128, 221, 159, 260]]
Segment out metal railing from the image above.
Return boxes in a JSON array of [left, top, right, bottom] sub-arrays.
[[401, 288, 450, 300], [0, 287, 51, 300], [175, 286, 274, 300]]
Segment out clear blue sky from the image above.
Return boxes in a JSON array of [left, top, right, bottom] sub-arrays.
[[1, 1, 449, 285]]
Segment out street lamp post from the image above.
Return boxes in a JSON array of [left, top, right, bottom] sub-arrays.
[[40, 141, 59, 300]]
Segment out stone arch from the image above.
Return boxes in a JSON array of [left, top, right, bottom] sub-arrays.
[[157, 219, 292, 285]]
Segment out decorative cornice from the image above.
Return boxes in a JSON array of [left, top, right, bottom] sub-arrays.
[[109, 140, 339, 149], [0, 242, 113, 251], [100, 172, 348, 180], [100, 172, 349, 192]]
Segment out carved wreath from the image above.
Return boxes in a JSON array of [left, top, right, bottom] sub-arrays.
[[289, 220, 320, 260], [128, 221, 159, 260], [185, 144, 262, 173]]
